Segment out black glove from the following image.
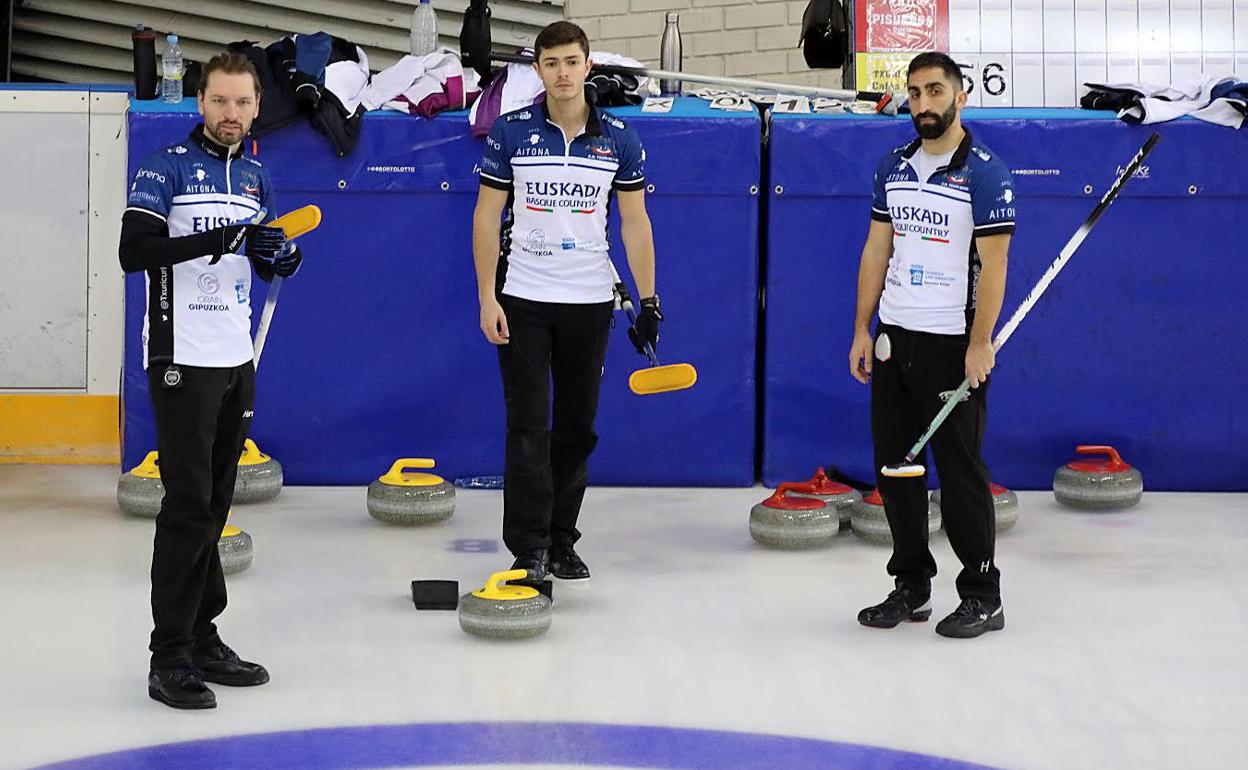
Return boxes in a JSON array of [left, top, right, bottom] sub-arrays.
[[215, 223, 287, 265], [272, 242, 303, 278], [628, 295, 662, 355]]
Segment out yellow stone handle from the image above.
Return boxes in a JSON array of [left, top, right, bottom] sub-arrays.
[[240, 438, 266, 461], [128, 451, 162, 479], [478, 569, 529, 599], [379, 458, 436, 484], [136, 451, 159, 473]]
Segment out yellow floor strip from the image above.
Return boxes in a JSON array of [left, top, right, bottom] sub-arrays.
[[0, 395, 120, 464]]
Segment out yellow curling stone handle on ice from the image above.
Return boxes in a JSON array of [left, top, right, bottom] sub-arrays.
[[472, 570, 540, 601], [238, 439, 272, 466], [129, 451, 161, 479], [378, 458, 445, 487]]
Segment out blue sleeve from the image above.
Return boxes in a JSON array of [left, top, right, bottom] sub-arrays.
[[479, 120, 513, 190], [870, 153, 892, 223], [972, 160, 1016, 237], [613, 125, 646, 192], [260, 167, 277, 225], [126, 153, 175, 222]]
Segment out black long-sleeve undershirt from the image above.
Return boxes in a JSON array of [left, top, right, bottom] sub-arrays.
[[119, 210, 275, 282]]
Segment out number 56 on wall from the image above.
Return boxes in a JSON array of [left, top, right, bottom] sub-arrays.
[[954, 56, 1014, 107]]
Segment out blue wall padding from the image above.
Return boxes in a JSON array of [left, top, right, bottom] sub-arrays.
[[123, 99, 760, 485], [763, 111, 1248, 491]]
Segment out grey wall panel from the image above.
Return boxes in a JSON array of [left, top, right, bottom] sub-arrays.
[[0, 109, 89, 388]]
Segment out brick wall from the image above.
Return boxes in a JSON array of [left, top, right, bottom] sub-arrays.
[[564, 0, 845, 89]]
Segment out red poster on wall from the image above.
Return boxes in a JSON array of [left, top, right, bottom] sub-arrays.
[[856, 0, 949, 53]]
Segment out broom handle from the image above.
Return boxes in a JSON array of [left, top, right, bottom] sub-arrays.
[[490, 51, 873, 103], [608, 259, 662, 368], [897, 132, 1161, 466]]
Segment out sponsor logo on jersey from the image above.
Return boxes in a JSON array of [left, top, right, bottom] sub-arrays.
[[241, 183, 261, 197], [137, 168, 167, 184], [194, 168, 208, 182], [946, 171, 968, 185], [235, 279, 249, 304], [129, 191, 162, 206], [561, 237, 577, 250], [506, 110, 532, 122], [523, 181, 601, 214], [192, 216, 236, 233], [1002, 188, 1014, 203], [910, 266, 925, 285], [158, 267, 170, 311], [972, 147, 991, 161], [487, 136, 502, 151], [167, 145, 188, 154], [603, 114, 625, 129], [890, 205, 951, 243], [197, 273, 220, 294], [185, 184, 218, 194], [522, 228, 552, 257], [515, 147, 551, 157], [590, 144, 614, 158]]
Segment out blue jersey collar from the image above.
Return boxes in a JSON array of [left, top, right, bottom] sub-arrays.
[[538, 94, 604, 138]]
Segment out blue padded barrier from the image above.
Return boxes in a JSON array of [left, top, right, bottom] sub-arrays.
[[764, 110, 1248, 491], [123, 98, 760, 485]]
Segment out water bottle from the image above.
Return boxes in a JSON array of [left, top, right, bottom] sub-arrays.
[[410, 0, 439, 56], [659, 12, 682, 95], [161, 34, 183, 104]]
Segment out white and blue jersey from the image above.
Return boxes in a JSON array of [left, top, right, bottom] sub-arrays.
[[479, 103, 646, 304], [871, 129, 1016, 335], [126, 126, 276, 368]]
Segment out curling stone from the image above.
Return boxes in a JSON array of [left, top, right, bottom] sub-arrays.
[[930, 482, 1019, 533], [790, 467, 862, 530], [850, 489, 942, 545], [367, 458, 456, 525], [117, 451, 164, 518], [749, 482, 838, 549], [1053, 444, 1143, 510], [458, 569, 552, 640], [233, 439, 283, 504], [219, 523, 253, 576]]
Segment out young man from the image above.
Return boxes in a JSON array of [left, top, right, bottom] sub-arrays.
[[848, 52, 1016, 639], [120, 53, 303, 708], [473, 21, 659, 583]]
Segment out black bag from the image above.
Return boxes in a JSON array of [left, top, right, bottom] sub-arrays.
[[799, 0, 850, 69], [460, 0, 493, 85]]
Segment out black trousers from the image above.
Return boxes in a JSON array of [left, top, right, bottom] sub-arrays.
[[871, 323, 1000, 601], [147, 362, 255, 669], [497, 294, 613, 556]]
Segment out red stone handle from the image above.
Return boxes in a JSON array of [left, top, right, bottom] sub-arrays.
[[1074, 445, 1130, 472]]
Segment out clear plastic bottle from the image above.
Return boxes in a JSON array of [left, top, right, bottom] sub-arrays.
[[410, 0, 439, 56], [161, 34, 183, 104]]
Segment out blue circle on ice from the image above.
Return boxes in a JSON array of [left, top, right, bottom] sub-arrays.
[[31, 721, 1005, 770]]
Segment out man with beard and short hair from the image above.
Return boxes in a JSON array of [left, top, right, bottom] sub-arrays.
[[847, 51, 1016, 639], [120, 52, 303, 708]]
